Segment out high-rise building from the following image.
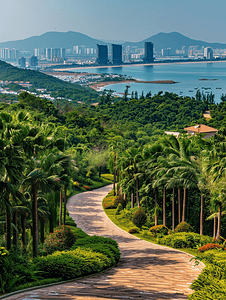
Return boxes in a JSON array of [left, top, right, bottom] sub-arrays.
[[111, 44, 123, 65], [144, 42, 154, 63], [96, 44, 108, 65], [28, 55, 38, 67], [61, 48, 66, 58], [204, 47, 213, 60], [45, 48, 52, 60], [18, 56, 26, 68]]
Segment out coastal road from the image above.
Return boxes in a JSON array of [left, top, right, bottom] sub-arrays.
[[5, 185, 203, 300]]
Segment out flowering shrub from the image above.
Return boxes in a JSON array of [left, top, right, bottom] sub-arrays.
[[132, 208, 147, 228], [73, 181, 80, 187], [0, 247, 9, 257], [43, 225, 76, 255], [128, 228, 139, 234], [175, 222, 193, 233], [103, 195, 118, 209], [198, 243, 223, 252], [149, 225, 169, 236], [83, 185, 91, 190]]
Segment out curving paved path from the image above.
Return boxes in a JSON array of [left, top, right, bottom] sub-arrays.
[[6, 185, 203, 300]]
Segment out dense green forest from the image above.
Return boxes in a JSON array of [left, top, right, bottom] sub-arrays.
[[1, 86, 226, 298], [0, 60, 99, 104]]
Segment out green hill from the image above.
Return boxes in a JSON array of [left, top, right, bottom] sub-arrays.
[[0, 60, 99, 104]]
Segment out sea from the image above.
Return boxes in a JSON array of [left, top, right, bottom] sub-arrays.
[[72, 61, 226, 103]]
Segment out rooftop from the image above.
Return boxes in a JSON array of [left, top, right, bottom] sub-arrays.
[[184, 124, 218, 133]]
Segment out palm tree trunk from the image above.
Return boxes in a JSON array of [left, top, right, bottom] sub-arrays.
[[6, 203, 11, 251], [163, 187, 166, 226], [59, 188, 63, 225], [213, 216, 217, 239], [172, 188, 175, 231], [136, 178, 140, 207], [13, 210, 18, 251], [154, 188, 158, 226], [178, 187, 181, 224], [113, 156, 116, 196], [131, 193, 134, 208], [216, 204, 222, 241], [182, 188, 186, 222], [63, 187, 67, 225], [200, 194, 204, 235], [40, 218, 45, 244], [21, 214, 26, 252], [31, 183, 39, 257]]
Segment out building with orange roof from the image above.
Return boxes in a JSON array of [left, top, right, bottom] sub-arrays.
[[184, 124, 218, 138]]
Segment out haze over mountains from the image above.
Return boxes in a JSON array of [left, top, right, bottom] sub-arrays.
[[0, 31, 226, 53]]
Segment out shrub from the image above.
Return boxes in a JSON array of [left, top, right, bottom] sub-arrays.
[[101, 174, 114, 181], [71, 236, 119, 248], [128, 228, 139, 234], [175, 222, 193, 233], [198, 243, 223, 252], [70, 227, 88, 239], [115, 203, 123, 215], [114, 195, 127, 209], [34, 248, 111, 280], [83, 185, 91, 190], [43, 225, 76, 255], [149, 225, 169, 236], [65, 215, 77, 227], [158, 232, 212, 249], [132, 208, 147, 228], [103, 195, 118, 209]]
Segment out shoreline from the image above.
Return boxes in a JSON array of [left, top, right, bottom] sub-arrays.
[[89, 79, 177, 91], [55, 60, 226, 72]]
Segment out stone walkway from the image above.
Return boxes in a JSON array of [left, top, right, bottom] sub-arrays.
[[5, 185, 203, 300]]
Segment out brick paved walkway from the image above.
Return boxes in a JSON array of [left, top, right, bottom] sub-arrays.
[[5, 185, 202, 300]]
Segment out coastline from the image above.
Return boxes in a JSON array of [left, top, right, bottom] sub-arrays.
[[55, 59, 226, 72], [89, 79, 177, 91]]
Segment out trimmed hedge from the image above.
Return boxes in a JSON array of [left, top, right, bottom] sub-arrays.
[[158, 232, 212, 249], [175, 222, 193, 233], [132, 208, 147, 228], [149, 225, 169, 236], [34, 248, 111, 280]]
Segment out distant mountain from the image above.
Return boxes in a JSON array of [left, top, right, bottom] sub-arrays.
[[123, 32, 226, 52], [0, 31, 108, 52], [1, 31, 226, 53]]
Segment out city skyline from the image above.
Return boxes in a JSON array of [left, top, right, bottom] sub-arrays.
[[0, 0, 226, 44]]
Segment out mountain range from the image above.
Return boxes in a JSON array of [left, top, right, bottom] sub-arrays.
[[0, 31, 226, 53]]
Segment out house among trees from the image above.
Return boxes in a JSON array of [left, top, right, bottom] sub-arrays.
[[203, 110, 212, 120], [184, 124, 218, 138]]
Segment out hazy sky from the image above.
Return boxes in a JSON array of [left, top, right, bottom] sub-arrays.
[[1, 0, 226, 43]]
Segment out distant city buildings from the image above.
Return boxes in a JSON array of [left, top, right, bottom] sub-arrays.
[[204, 47, 214, 60], [111, 44, 122, 64], [144, 42, 154, 63], [0, 48, 20, 60], [96, 44, 108, 65], [18, 56, 26, 68]]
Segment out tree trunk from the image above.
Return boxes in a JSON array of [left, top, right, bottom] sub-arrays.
[[117, 170, 120, 195], [200, 194, 204, 235], [113, 156, 116, 196], [40, 219, 45, 244], [172, 188, 175, 231], [213, 216, 217, 239], [154, 188, 158, 226], [13, 210, 18, 251], [63, 187, 67, 225], [182, 188, 186, 222], [59, 188, 63, 225], [21, 214, 26, 252], [216, 204, 222, 241], [178, 187, 181, 224], [31, 183, 39, 257], [131, 193, 134, 208], [6, 204, 11, 251], [163, 188, 166, 226], [136, 178, 140, 207]]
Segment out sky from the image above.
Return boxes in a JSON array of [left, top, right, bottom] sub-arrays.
[[0, 0, 226, 44]]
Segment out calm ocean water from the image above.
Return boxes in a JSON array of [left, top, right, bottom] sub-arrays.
[[74, 61, 226, 103]]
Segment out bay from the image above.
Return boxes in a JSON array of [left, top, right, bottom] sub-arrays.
[[72, 61, 226, 103]]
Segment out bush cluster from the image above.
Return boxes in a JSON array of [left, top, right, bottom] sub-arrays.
[[175, 222, 193, 233], [198, 243, 223, 252], [115, 203, 123, 215], [114, 195, 127, 209], [103, 194, 118, 209], [158, 232, 212, 249], [132, 208, 147, 228], [149, 225, 169, 236], [43, 225, 76, 255]]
